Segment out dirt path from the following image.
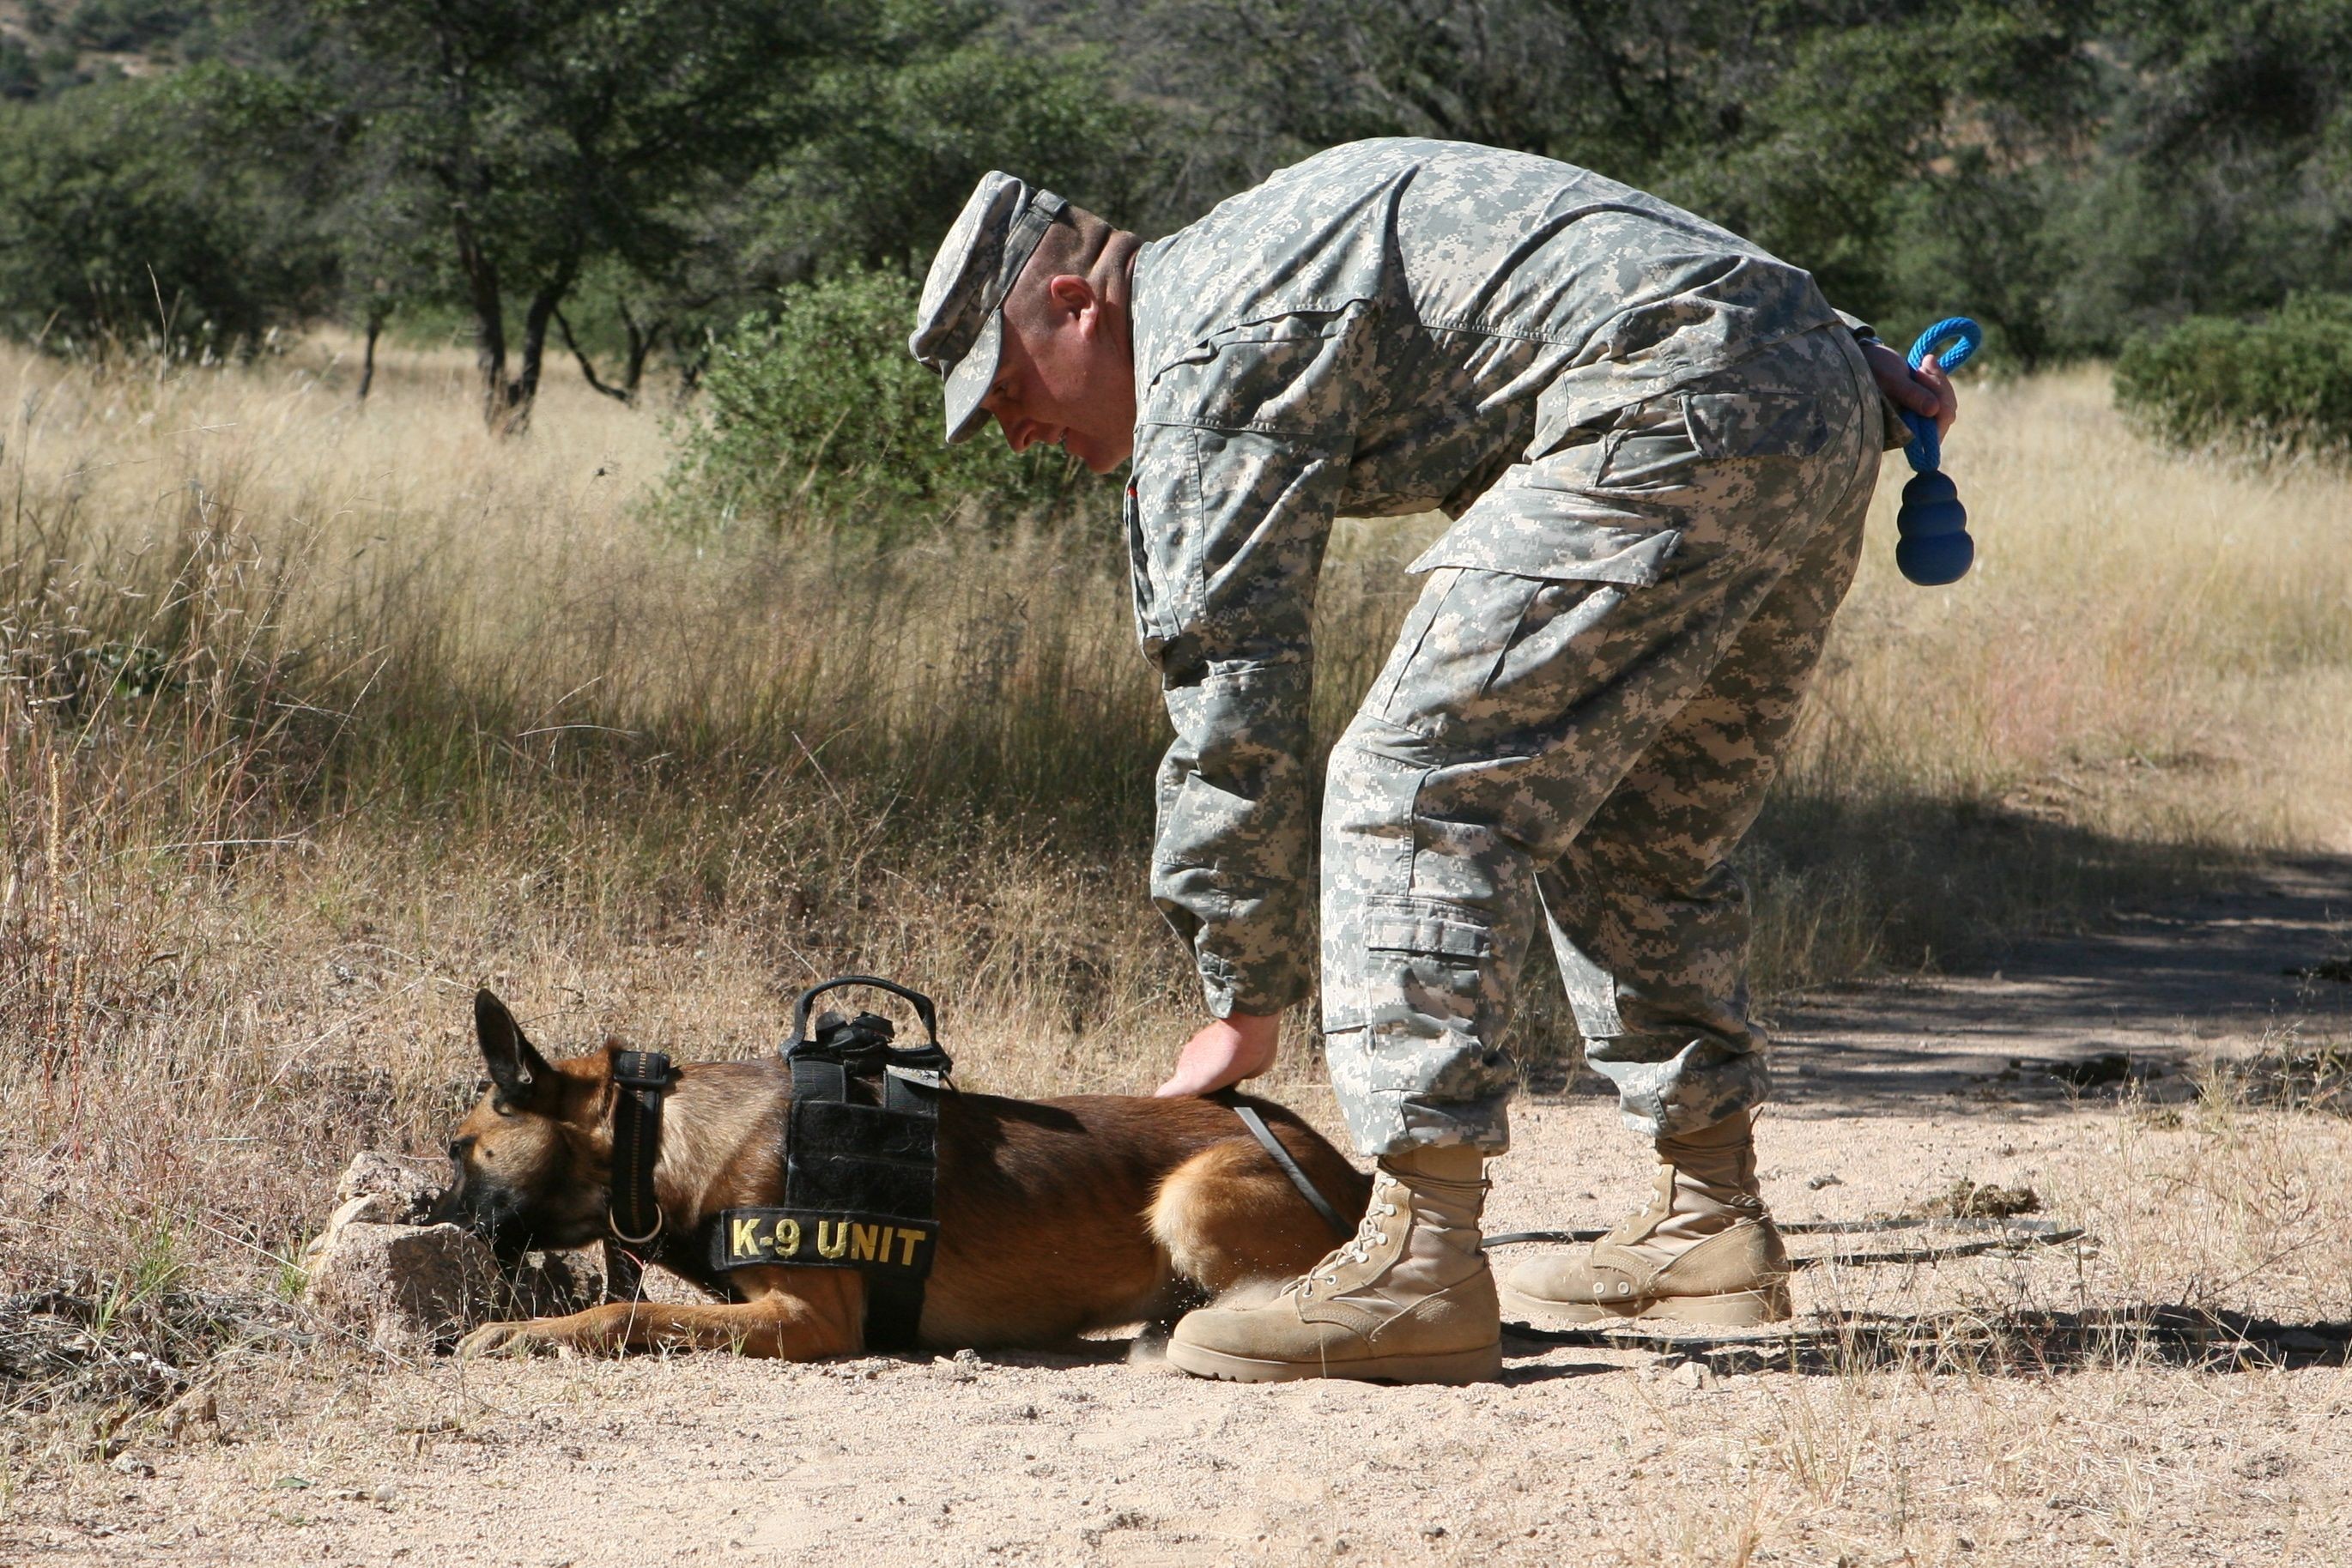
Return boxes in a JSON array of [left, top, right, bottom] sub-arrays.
[[9, 864, 2351, 1567]]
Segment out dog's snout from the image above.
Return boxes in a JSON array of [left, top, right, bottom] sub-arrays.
[[426, 1180, 467, 1227]]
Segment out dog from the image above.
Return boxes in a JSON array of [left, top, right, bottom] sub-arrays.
[[436, 990, 1371, 1359]]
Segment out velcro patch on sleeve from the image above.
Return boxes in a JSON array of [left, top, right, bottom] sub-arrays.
[[710, 1209, 937, 1276]]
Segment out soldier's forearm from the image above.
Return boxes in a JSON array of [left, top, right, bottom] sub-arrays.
[[1150, 659, 1317, 1016]]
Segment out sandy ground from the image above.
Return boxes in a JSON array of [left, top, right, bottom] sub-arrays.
[[7, 863, 2351, 1567]]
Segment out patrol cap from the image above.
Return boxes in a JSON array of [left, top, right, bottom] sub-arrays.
[[909, 172, 1070, 445]]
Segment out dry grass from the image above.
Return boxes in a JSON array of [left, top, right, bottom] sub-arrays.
[[1, 336, 2349, 1509]]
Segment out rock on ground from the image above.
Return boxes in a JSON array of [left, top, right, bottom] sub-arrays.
[[301, 1220, 501, 1359], [333, 1150, 441, 1220], [300, 1152, 604, 1358]]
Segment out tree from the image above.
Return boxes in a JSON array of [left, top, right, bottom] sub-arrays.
[[765, 0, 1169, 274], [602, 0, 1166, 404], [258, 0, 857, 432], [0, 74, 332, 354], [667, 267, 1101, 543], [1100, 0, 2103, 354], [2056, 0, 2352, 347]]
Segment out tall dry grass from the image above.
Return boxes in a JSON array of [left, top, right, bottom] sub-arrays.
[[1, 338, 2347, 1323]]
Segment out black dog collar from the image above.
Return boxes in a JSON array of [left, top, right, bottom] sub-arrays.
[[604, 1048, 675, 1302]]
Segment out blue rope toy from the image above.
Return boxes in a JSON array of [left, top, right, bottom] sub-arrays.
[[1893, 316, 1982, 586]]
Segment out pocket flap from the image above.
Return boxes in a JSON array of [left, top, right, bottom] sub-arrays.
[[1363, 910, 1491, 960], [1684, 391, 1830, 460], [1404, 519, 1678, 587]]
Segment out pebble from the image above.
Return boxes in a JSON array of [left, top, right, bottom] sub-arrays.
[[161, 1384, 219, 1438], [932, 1347, 985, 1382]]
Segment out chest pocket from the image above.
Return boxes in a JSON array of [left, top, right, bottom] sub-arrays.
[[1162, 331, 1351, 437]]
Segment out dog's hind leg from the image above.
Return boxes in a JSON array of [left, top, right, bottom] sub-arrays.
[[1149, 1139, 1353, 1298]]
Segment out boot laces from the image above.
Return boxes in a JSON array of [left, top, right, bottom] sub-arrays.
[[1291, 1191, 1400, 1294], [1321, 1194, 1400, 1281]]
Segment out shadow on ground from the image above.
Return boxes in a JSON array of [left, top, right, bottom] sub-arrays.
[[1523, 846, 2352, 1121], [1501, 1304, 2352, 1378], [1772, 851, 2351, 1117]]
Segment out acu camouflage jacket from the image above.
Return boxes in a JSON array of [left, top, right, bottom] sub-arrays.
[[1124, 137, 1850, 1019]]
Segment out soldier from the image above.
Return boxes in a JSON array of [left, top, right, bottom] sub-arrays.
[[911, 139, 1956, 1384]]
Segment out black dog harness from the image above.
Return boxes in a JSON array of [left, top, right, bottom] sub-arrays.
[[708, 977, 950, 1352]]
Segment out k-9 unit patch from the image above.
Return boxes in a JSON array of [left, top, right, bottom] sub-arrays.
[[711, 1208, 937, 1277]]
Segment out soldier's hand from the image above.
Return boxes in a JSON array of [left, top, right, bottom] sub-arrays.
[[1862, 339, 1959, 443], [1155, 1012, 1281, 1098]]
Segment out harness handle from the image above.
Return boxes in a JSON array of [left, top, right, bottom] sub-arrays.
[[785, 974, 943, 1056]]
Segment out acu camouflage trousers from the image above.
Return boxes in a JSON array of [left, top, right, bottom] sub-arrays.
[[1320, 324, 1882, 1158]]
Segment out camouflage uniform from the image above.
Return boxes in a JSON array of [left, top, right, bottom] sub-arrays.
[[1123, 139, 1888, 1159]]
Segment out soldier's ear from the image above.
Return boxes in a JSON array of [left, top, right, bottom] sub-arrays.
[[475, 989, 554, 1110]]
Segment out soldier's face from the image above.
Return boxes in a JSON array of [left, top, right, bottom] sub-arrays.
[[985, 274, 1136, 473]]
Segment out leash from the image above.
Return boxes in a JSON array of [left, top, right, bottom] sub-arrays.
[[1892, 315, 1983, 585], [1487, 1215, 2085, 1271], [1227, 1099, 1352, 1237]]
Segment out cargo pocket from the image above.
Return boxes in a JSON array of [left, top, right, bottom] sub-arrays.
[[1480, 578, 1622, 706], [1406, 399, 1689, 587], [1354, 901, 1503, 1076], [1366, 569, 1623, 742]]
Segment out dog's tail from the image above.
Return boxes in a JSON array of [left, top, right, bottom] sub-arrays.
[[1149, 1139, 1346, 1300]]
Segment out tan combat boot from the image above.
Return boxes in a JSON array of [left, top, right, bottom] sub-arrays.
[[1165, 1145, 1501, 1384], [1500, 1111, 1792, 1327]]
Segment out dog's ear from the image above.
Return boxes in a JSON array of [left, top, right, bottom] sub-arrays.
[[475, 988, 555, 1110]]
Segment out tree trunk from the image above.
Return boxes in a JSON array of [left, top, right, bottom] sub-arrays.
[[452, 206, 508, 430], [621, 301, 664, 401], [504, 261, 577, 436], [676, 325, 715, 400], [357, 309, 384, 403], [555, 303, 662, 406]]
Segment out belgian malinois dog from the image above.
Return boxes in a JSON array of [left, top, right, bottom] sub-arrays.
[[437, 990, 1370, 1359]]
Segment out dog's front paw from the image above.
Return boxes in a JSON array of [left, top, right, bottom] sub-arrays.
[[458, 1319, 548, 1359]]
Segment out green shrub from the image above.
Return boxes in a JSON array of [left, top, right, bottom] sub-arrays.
[[664, 267, 1105, 543], [0, 77, 330, 354], [2113, 294, 2352, 460]]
